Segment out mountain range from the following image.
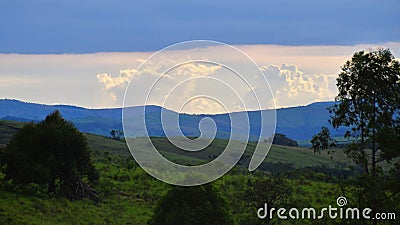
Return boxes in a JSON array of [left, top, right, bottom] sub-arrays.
[[0, 99, 347, 145]]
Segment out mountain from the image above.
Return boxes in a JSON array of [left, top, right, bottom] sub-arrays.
[[0, 99, 346, 144]]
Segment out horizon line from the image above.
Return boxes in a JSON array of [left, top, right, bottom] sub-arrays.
[[0, 98, 336, 115]]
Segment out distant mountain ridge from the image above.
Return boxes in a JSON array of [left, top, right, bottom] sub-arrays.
[[0, 99, 346, 144]]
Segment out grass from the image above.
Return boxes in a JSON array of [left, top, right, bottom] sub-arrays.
[[86, 134, 130, 157], [0, 154, 169, 225], [0, 151, 397, 224], [0, 119, 373, 224], [0, 153, 361, 225], [0, 119, 355, 173]]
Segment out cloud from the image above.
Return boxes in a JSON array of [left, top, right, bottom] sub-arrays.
[[1, 43, 399, 111], [260, 64, 337, 108], [96, 68, 136, 102], [126, 61, 224, 113], [173, 63, 222, 78], [169, 62, 222, 102], [96, 69, 136, 90], [132, 57, 222, 79], [94, 58, 223, 109]]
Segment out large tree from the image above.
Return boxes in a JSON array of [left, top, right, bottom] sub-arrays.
[[1, 110, 98, 200], [329, 48, 400, 219], [330, 48, 400, 175]]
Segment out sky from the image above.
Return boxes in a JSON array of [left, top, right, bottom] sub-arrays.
[[1, 0, 399, 114]]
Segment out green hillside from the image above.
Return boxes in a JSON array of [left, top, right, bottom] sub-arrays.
[[0, 120, 354, 174]]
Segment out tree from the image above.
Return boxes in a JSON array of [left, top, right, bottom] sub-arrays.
[[241, 176, 292, 225], [148, 184, 232, 225], [330, 48, 400, 173], [110, 129, 124, 140], [1, 110, 98, 200], [329, 48, 400, 221], [272, 133, 299, 147], [311, 127, 336, 154]]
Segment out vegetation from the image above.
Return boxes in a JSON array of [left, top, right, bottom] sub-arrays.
[[148, 185, 233, 225], [271, 133, 298, 147], [0, 111, 98, 200], [110, 129, 124, 141], [315, 48, 400, 222], [1, 150, 396, 224], [0, 153, 167, 225], [331, 48, 400, 174], [0, 119, 369, 225], [311, 127, 336, 154], [0, 120, 353, 173]]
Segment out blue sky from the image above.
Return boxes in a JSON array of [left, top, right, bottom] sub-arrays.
[[1, 0, 399, 53]]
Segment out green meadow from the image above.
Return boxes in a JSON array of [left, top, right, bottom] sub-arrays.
[[0, 120, 398, 224]]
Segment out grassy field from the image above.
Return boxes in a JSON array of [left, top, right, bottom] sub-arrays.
[[0, 119, 355, 174], [1, 149, 378, 224], [0, 151, 355, 225], [0, 119, 375, 224], [0, 157, 168, 225]]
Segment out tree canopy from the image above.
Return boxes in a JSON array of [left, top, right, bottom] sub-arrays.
[[311, 127, 336, 154], [0, 110, 98, 200], [324, 48, 400, 221], [148, 185, 232, 225], [330, 48, 400, 173]]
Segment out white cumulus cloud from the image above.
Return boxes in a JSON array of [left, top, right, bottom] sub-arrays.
[[96, 68, 137, 102], [261, 64, 337, 108]]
